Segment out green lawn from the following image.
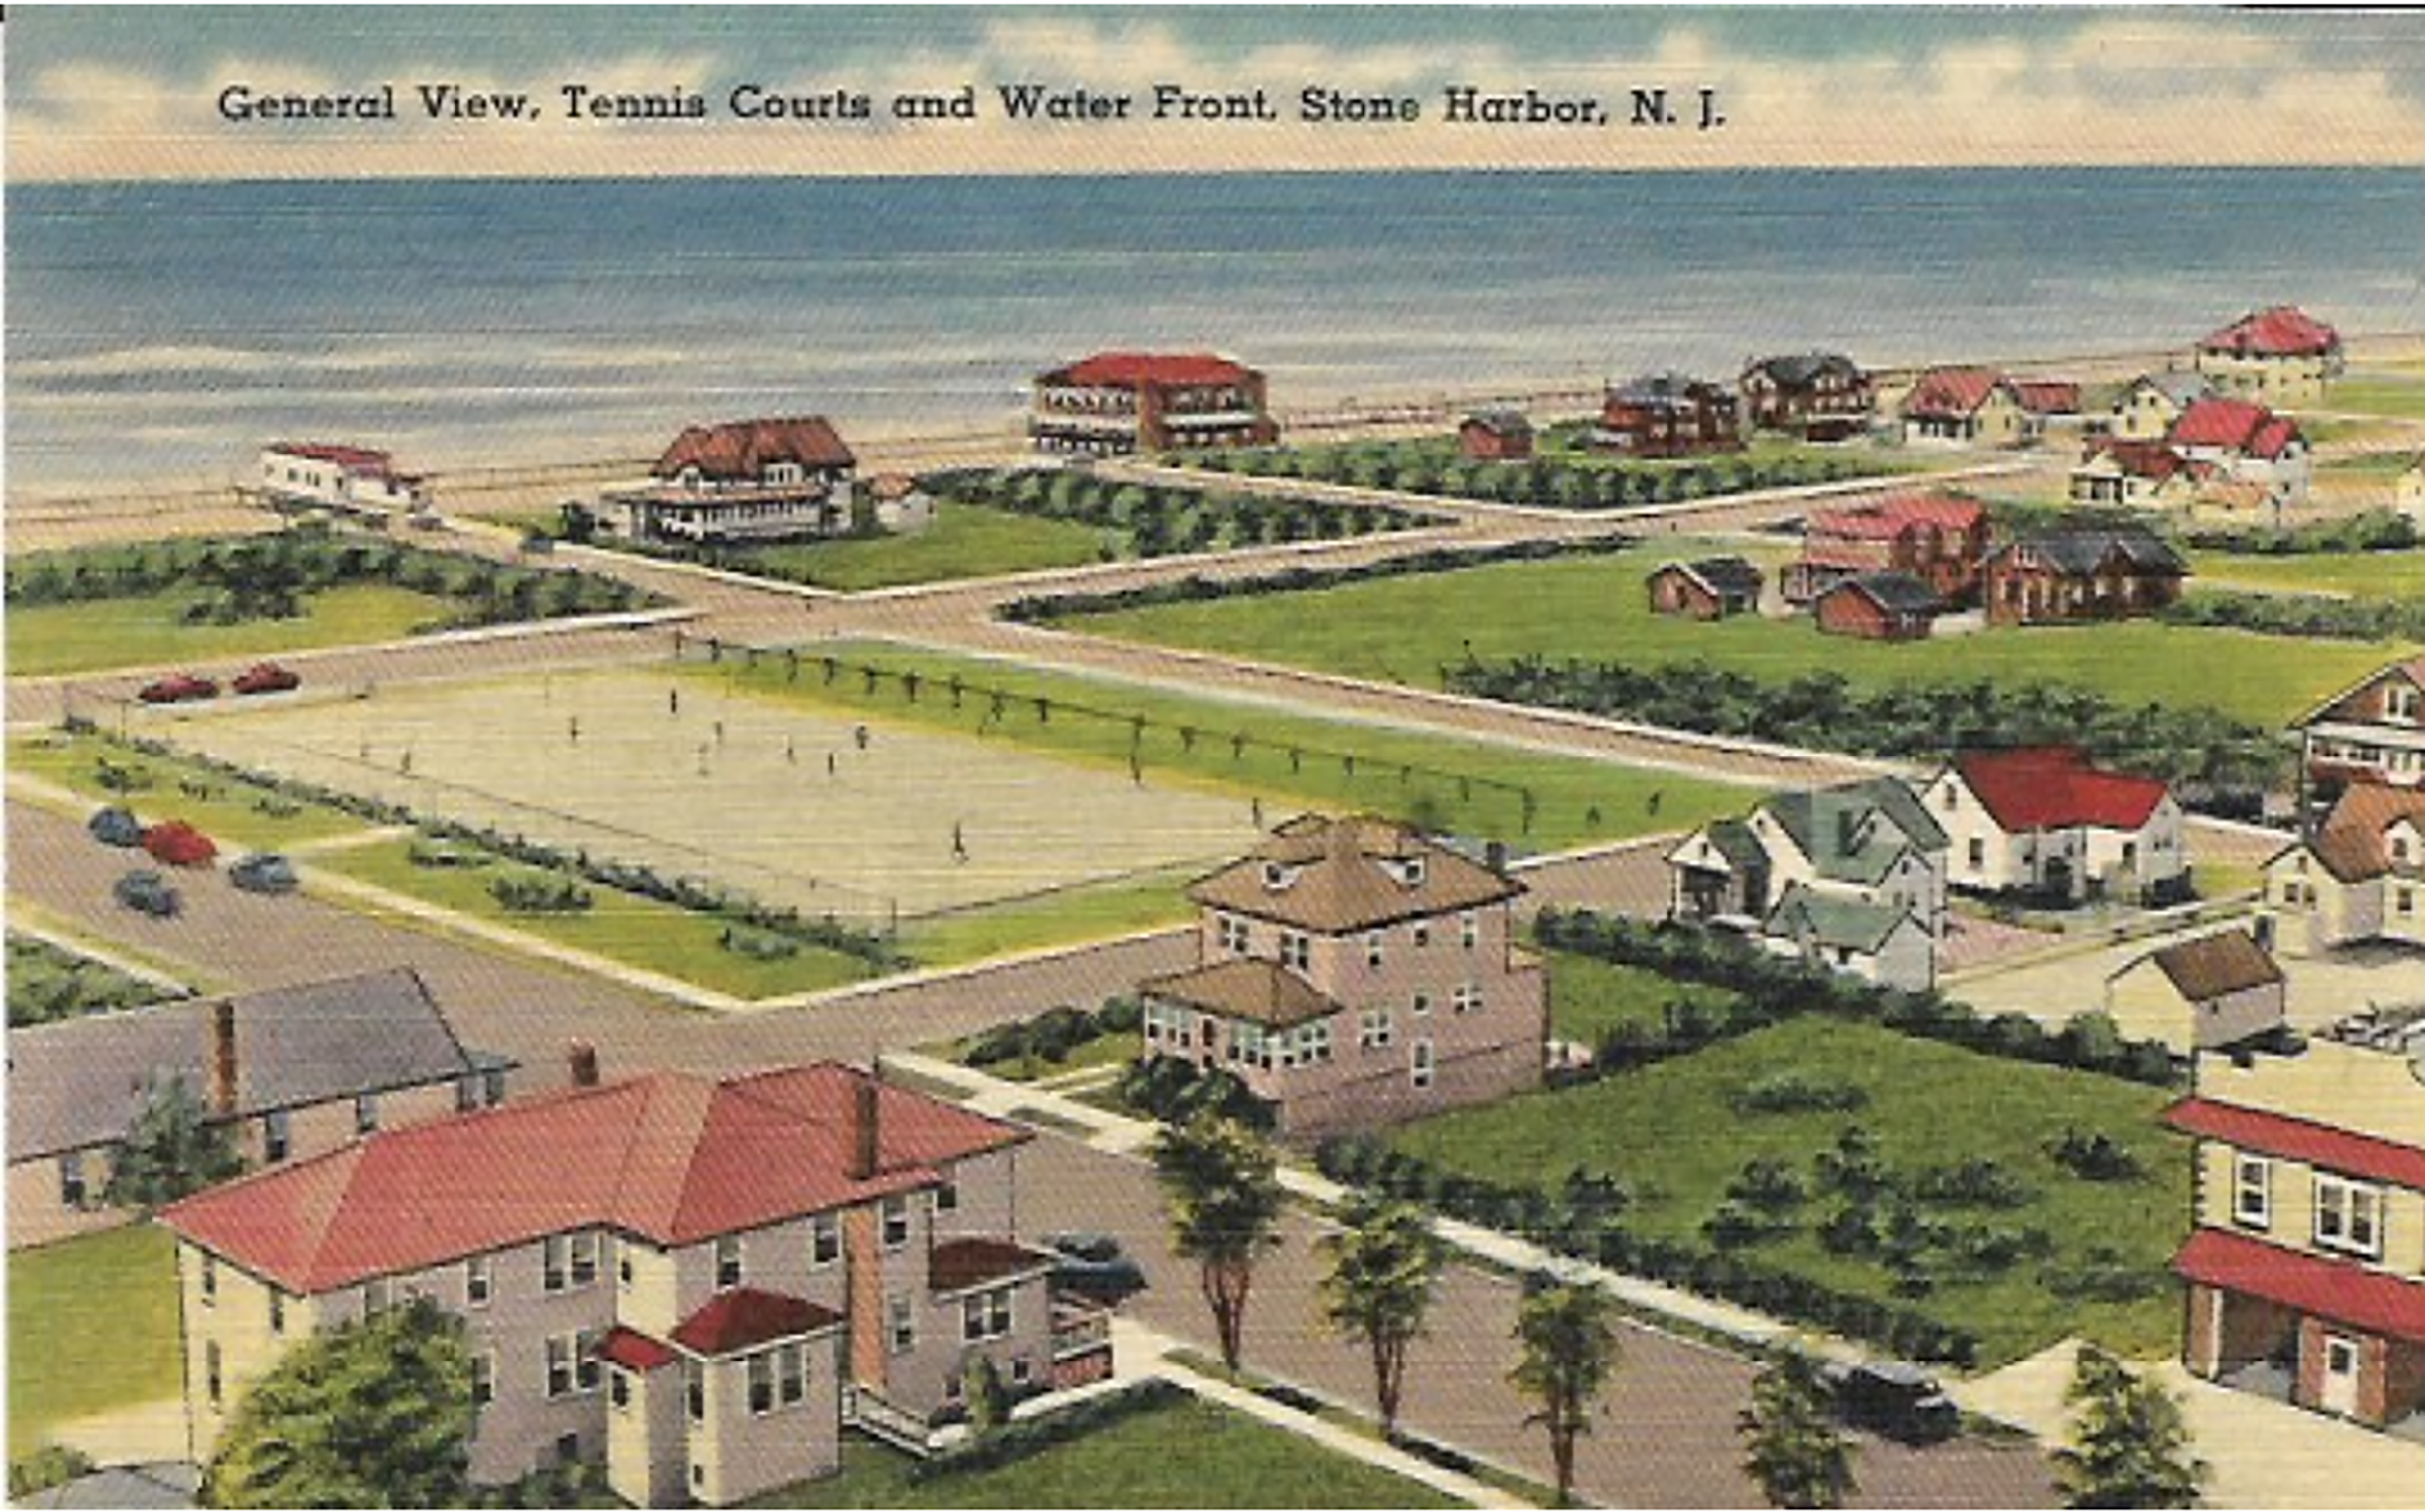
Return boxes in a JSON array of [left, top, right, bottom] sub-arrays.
[[1390, 1017, 2189, 1368], [1542, 950, 1741, 1044], [749, 1395, 1463, 1508], [7, 583, 455, 677], [2327, 373, 2425, 421], [6, 933, 179, 1028], [2188, 548, 2425, 600], [1064, 546, 2415, 729], [689, 644, 1752, 854], [310, 837, 880, 999], [8, 729, 371, 851], [717, 503, 1110, 591], [8, 1224, 184, 1458], [899, 868, 1196, 970], [933, 1028, 1145, 1085]]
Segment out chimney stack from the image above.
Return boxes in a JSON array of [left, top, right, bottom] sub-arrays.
[[567, 1041, 600, 1089], [1484, 839, 1508, 875], [848, 1074, 880, 1181], [209, 1000, 239, 1117]]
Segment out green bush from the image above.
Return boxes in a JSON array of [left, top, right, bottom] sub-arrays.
[[488, 875, 594, 915], [1731, 1071, 1870, 1116]]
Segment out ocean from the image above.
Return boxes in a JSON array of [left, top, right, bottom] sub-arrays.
[[7, 168, 2422, 498]]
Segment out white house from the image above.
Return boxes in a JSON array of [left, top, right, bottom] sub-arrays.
[[602, 416, 857, 547], [2167, 396, 2311, 511], [256, 443, 429, 517], [2104, 929, 2287, 1054], [1919, 745, 2187, 905]]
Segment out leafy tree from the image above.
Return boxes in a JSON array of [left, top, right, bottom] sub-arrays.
[[2052, 1345, 2207, 1509], [205, 1297, 475, 1508], [963, 1354, 1014, 1441], [106, 1073, 243, 1211], [1317, 1194, 1445, 1435], [1739, 1352, 1857, 1508], [1509, 1279, 1621, 1505], [1151, 1113, 1285, 1372], [10, 1444, 95, 1499]]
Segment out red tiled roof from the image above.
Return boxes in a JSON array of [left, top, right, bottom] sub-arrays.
[[929, 1237, 1055, 1295], [1807, 494, 1984, 544], [2085, 440, 2196, 480], [268, 442, 394, 473], [2173, 1228, 2425, 1347], [1807, 508, 1909, 542], [657, 416, 854, 479], [2170, 396, 2275, 451], [162, 1064, 1027, 1293], [1049, 352, 1258, 389], [2248, 417, 2302, 461], [1952, 746, 2170, 831], [1801, 541, 1890, 571], [2199, 306, 2341, 359], [670, 1287, 843, 1357], [2166, 1097, 2425, 1191], [2009, 380, 2080, 416], [599, 1326, 678, 1373], [1902, 367, 2006, 418]]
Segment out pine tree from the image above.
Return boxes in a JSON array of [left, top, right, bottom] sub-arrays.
[[104, 1074, 243, 1211], [2052, 1345, 2207, 1509]]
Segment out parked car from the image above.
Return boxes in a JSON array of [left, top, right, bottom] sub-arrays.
[[1822, 1360, 1961, 1445], [1041, 1231, 1147, 1302], [114, 869, 181, 918], [232, 661, 301, 696], [138, 673, 218, 704], [87, 806, 145, 847], [228, 852, 300, 895]]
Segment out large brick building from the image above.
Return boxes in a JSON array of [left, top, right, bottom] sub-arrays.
[[1029, 352, 1275, 456], [1785, 493, 1990, 607], [1982, 528, 2188, 627], [1137, 816, 1547, 1137], [1738, 352, 1872, 442]]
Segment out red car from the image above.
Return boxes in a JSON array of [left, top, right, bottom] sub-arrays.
[[138, 673, 219, 704], [232, 662, 302, 696]]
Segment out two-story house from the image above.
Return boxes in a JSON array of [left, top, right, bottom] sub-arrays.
[[2195, 306, 2344, 407], [1982, 528, 2189, 627], [1784, 493, 1990, 607], [1899, 367, 2038, 449], [1738, 352, 1873, 442], [158, 1058, 1107, 1507], [2292, 656, 2425, 822], [2167, 1037, 2425, 1432], [2262, 781, 2425, 958], [1029, 352, 1275, 456], [1136, 815, 1547, 1137], [7, 967, 511, 1250], [2102, 371, 2214, 442], [2167, 396, 2311, 510], [1592, 372, 1743, 458], [1917, 745, 2188, 905], [2067, 439, 2216, 510], [1667, 778, 1949, 990], [601, 416, 858, 546]]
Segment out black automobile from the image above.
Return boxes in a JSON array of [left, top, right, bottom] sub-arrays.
[[229, 853, 300, 895], [88, 806, 145, 847], [1822, 1360, 1961, 1445], [1042, 1231, 1147, 1303], [114, 868, 182, 919]]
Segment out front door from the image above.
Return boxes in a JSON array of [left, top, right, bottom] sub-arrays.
[[2321, 1333, 2362, 1416]]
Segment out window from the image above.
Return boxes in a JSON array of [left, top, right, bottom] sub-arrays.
[[2314, 1175, 2383, 1259], [546, 1332, 600, 1398], [747, 1352, 776, 1416], [963, 1287, 1014, 1342], [1279, 932, 1311, 973], [1412, 991, 1432, 1018], [610, 1368, 631, 1411], [1360, 1007, 1395, 1051], [888, 1296, 916, 1355], [1412, 920, 1432, 948], [206, 1341, 223, 1408], [545, 1336, 575, 1398], [618, 1244, 634, 1290], [569, 1233, 599, 1288], [715, 1236, 744, 1290], [778, 1342, 807, 1406], [1967, 837, 1985, 869], [200, 1253, 218, 1307], [1365, 931, 1385, 969], [810, 1214, 841, 1267], [482, 1067, 508, 1107], [263, 1109, 291, 1163], [466, 1255, 492, 1308], [473, 1353, 495, 1409], [1012, 1357, 1033, 1387], [269, 1290, 286, 1334], [1451, 982, 1482, 1015], [2400, 886, 2416, 918], [2232, 1155, 2271, 1229], [543, 1233, 598, 1293], [686, 1363, 706, 1423], [881, 1196, 911, 1250], [936, 1176, 960, 1215], [555, 1434, 581, 1467], [1461, 911, 1480, 950], [1218, 915, 1250, 955], [354, 1093, 380, 1136], [59, 1152, 86, 1209], [456, 1075, 480, 1114], [1411, 1040, 1435, 1090], [362, 1277, 392, 1315]]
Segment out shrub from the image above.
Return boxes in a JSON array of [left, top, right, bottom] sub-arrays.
[[2047, 1127, 2146, 1183], [1909, 1157, 2036, 1210], [1731, 1071, 1870, 1116], [1726, 1156, 1810, 1213], [488, 874, 594, 915]]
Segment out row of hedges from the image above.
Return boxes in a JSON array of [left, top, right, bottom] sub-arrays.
[[1313, 1134, 1982, 1367], [5, 933, 183, 1028], [2163, 589, 2425, 643], [926, 466, 1430, 556], [1446, 656, 2289, 817], [69, 724, 907, 972], [1001, 533, 1639, 624], [960, 997, 1143, 1069], [2185, 508, 2418, 556], [1534, 910, 2183, 1088]]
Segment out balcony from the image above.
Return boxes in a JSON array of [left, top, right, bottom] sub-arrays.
[[1050, 1297, 1112, 1361]]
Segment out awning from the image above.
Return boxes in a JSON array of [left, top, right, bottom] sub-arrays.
[[2174, 1229, 2425, 1348], [598, 1326, 677, 1373]]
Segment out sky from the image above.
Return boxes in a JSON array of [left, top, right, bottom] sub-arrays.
[[8, 6, 2425, 180]]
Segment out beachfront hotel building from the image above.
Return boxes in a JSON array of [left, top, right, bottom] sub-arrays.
[[160, 1058, 1111, 1507], [1137, 816, 1547, 1137], [600, 416, 858, 546], [1029, 352, 1276, 456], [2195, 306, 2345, 407], [255, 442, 430, 517]]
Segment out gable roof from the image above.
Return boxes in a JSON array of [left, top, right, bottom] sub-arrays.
[[2079, 440, 2203, 482], [1744, 352, 1863, 388], [1807, 493, 1986, 544], [656, 416, 854, 480], [1821, 571, 1941, 618], [1988, 529, 2188, 577], [1950, 745, 2171, 831], [2170, 396, 2285, 452], [1654, 556, 1765, 598], [2300, 781, 2425, 883], [265, 442, 395, 475], [1044, 352, 1259, 389], [2198, 305, 2341, 359], [160, 1063, 1027, 1294], [1766, 883, 1915, 953], [2142, 929, 2283, 1002], [1765, 777, 1948, 883], [1902, 366, 2009, 419], [1463, 409, 1532, 436], [2294, 655, 2425, 728], [1138, 956, 1342, 1030], [1609, 371, 1729, 410], [2009, 380, 2081, 416], [2123, 370, 2213, 409], [7, 967, 491, 1163], [670, 1287, 844, 1356], [1189, 814, 1521, 932]]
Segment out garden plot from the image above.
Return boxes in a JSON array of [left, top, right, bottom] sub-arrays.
[[165, 669, 1264, 926]]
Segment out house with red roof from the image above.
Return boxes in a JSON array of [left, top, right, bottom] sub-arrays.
[[601, 416, 860, 547], [2195, 305, 2345, 407], [159, 1058, 1110, 1506], [2168, 395, 2312, 508], [1898, 366, 2039, 449], [1784, 492, 1991, 606], [2166, 1036, 2425, 1431], [2290, 655, 2425, 822], [1918, 746, 2187, 905], [1030, 351, 1275, 456], [256, 442, 429, 518], [2262, 780, 2425, 958], [2068, 439, 2216, 509]]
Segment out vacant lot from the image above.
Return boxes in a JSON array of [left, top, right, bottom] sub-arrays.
[[2188, 547, 2425, 601], [2329, 370, 2425, 421], [9, 1224, 183, 1457], [10, 726, 370, 850], [1391, 1017, 2188, 1367], [8, 582, 454, 677], [1543, 949, 1741, 1043], [1064, 547, 2412, 728]]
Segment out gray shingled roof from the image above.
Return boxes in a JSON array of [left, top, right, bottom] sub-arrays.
[[1748, 352, 1860, 388], [19, 1463, 198, 1509], [1767, 778, 1949, 885], [7, 967, 500, 1162], [1830, 571, 1942, 616], [1991, 529, 2188, 576], [1766, 883, 1913, 953], [1687, 556, 1767, 596]]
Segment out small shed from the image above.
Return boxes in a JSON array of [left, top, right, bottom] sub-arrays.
[[1459, 410, 1535, 462], [1647, 556, 1766, 620], [1815, 571, 1939, 641], [2105, 928, 2287, 1054]]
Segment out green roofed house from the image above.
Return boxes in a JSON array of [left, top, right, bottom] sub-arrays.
[[1667, 777, 1949, 989]]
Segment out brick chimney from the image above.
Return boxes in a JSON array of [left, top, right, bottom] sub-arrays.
[[208, 1000, 239, 1117], [567, 1041, 600, 1089], [848, 1074, 880, 1181]]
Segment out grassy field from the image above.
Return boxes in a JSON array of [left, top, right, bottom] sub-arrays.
[[1063, 546, 2415, 729], [2188, 548, 2425, 600], [1390, 1017, 2189, 1368], [748, 1395, 1464, 1508], [2328, 373, 2425, 421], [8, 1224, 185, 1458], [7, 583, 454, 677], [311, 837, 880, 999], [6, 933, 179, 1028], [1543, 950, 1742, 1043], [9, 728, 370, 851], [934, 1028, 1145, 1084], [899, 867, 1196, 969], [683, 503, 1107, 592], [692, 644, 1753, 855]]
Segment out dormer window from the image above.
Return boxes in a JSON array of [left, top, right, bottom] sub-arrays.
[[1403, 857, 1427, 887], [764, 461, 803, 487], [1261, 862, 1292, 890], [678, 465, 702, 489]]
